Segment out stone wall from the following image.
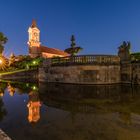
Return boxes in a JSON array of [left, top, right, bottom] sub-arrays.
[[39, 65, 120, 84], [131, 63, 140, 84], [120, 61, 132, 83], [120, 61, 140, 84]]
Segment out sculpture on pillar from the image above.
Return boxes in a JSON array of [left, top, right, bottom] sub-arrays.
[[118, 41, 131, 62]]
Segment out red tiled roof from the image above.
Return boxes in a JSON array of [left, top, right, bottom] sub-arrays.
[[40, 46, 69, 56]]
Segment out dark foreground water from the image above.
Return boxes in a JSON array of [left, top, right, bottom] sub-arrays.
[[0, 81, 140, 140]]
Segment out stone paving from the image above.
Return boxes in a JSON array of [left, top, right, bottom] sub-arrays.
[[0, 129, 11, 140]]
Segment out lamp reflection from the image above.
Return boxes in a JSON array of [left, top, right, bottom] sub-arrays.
[[0, 92, 4, 97], [27, 90, 41, 123]]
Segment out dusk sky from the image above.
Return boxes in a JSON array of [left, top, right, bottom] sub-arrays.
[[1, 0, 140, 57]]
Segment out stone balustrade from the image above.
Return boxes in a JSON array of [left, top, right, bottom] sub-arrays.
[[49, 55, 120, 66]]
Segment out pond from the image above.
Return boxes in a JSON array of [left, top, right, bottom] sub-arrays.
[[0, 81, 140, 140]]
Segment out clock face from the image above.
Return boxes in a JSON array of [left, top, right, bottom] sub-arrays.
[[32, 32, 39, 41], [34, 32, 38, 37]]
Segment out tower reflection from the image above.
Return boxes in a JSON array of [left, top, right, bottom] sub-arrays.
[[27, 90, 41, 123]]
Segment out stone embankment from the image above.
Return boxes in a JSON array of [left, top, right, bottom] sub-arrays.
[[39, 65, 120, 84], [0, 129, 11, 140], [39, 55, 121, 84], [0, 69, 38, 82]]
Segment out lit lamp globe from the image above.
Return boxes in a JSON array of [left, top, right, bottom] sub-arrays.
[[0, 59, 3, 64], [0, 56, 8, 70]]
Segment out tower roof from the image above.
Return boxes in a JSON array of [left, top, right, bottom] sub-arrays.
[[40, 46, 69, 56], [31, 20, 37, 28]]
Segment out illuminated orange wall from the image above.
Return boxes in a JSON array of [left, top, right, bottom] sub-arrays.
[[42, 52, 65, 58]]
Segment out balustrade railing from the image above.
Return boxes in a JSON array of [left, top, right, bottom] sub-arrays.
[[45, 55, 120, 66]]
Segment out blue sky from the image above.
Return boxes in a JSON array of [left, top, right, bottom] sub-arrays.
[[0, 0, 140, 57]]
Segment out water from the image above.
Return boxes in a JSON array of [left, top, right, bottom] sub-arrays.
[[0, 81, 140, 140]]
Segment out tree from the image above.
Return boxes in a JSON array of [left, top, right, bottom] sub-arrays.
[[0, 32, 8, 54], [9, 53, 16, 66], [65, 35, 83, 56], [131, 52, 140, 61]]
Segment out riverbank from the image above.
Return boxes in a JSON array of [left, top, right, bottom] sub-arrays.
[[0, 69, 38, 82], [0, 129, 11, 140]]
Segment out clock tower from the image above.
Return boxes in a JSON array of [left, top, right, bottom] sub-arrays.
[[28, 20, 41, 58]]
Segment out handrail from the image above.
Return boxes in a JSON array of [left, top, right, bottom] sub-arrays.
[[44, 55, 120, 66]]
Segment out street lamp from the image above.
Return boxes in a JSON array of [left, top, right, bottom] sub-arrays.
[[0, 56, 8, 71], [0, 59, 3, 64], [33, 61, 36, 65]]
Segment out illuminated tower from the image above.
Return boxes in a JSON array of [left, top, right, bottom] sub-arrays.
[[27, 20, 41, 58]]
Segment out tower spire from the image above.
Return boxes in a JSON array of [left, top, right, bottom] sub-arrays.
[[31, 19, 37, 28]]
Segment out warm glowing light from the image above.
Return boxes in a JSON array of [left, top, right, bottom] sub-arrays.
[[32, 86, 37, 90], [33, 61, 36, 64], [0, 56, 8, 70], [0, 93, 4, 97], [26, 83, 29, 87], [0, 59, 3, 64]]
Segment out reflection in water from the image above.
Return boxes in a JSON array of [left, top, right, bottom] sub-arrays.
[[1, 81, 140, 140], [0, 92, 4, 97], [119, 112, 131, 125], [27, 90, 41, 123], [7, 83, 15, 96], [0, 82, 7, 121], [0, 82, 41, 123], [6, 82, 41, 123], [0, 98, 7, 121], [0, 82, 7, 97]]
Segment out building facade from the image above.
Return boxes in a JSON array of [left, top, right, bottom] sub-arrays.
[[27, 20, 68, 58]]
